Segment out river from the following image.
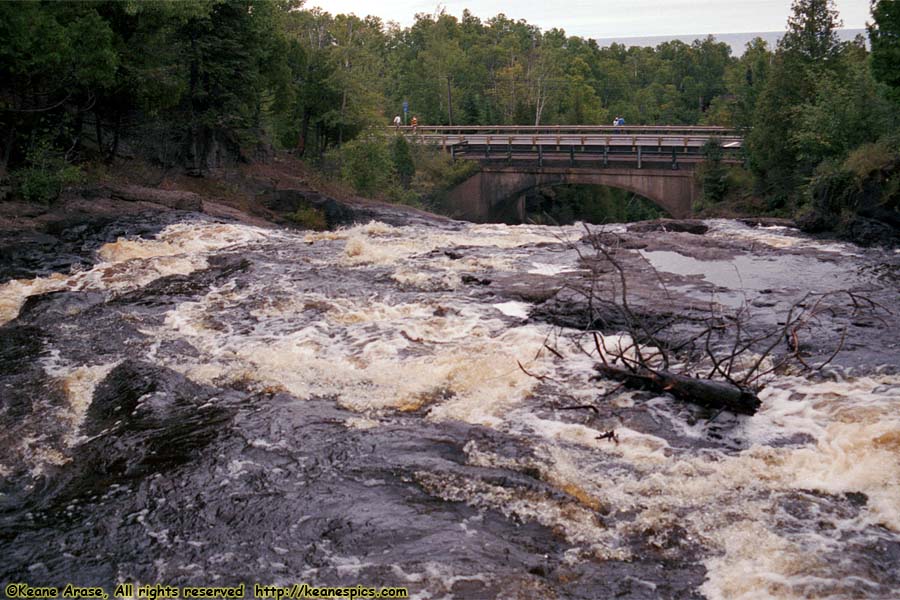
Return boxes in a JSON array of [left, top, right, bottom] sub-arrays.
[[1, 215, 898, 599]]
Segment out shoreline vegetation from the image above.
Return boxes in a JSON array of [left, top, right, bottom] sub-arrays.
[[1, 1, 898, 245]]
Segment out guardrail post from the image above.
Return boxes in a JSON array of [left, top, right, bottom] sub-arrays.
[[538, 144, 543, 167], [507, 141, 512, 164], [671, 146, 678, 170], [603, 145, 608, 167], [569, 146, 575, 167], [637, 145, 642, 169]]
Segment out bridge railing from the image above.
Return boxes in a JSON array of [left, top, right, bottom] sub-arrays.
[[391, 125, 742, 151], [388, 125, 744, 168], [389, 124, 739, 136]]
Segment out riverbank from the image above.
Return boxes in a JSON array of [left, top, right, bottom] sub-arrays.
[[0, 156, 452, 283]]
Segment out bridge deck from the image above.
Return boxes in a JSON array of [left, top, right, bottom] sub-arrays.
[[395, 125, 737, 134], [395, 125, 744, 166]]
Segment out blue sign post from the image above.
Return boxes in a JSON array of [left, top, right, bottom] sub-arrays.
[[402, 101, 409, 125]]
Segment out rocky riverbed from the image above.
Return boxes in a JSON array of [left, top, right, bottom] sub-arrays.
[[1, 205, 899, 599]]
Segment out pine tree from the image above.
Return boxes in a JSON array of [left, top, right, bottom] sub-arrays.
[[748, 0, 845, 200], [779, 0, 843, 63], [870, 0, 900, 103]]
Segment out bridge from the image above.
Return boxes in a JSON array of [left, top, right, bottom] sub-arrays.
[[399, 125, 743, 222]]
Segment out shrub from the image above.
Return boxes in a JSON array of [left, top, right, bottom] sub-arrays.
[[331, 132, 393, 196], [698, 138, 728, 207], [286, 205, 328, 230], [390, 134, 415, 187], [13, 139, 84, 204], [843, 140, 896, 179]]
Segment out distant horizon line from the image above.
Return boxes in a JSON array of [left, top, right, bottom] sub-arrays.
[[593, 27, 866, 41]]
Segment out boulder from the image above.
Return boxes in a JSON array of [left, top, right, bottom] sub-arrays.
[[627, 219, 709, 235], [106, 184, 203, 212]]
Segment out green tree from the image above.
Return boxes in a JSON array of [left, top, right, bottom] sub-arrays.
[[700, 138, 728, 206], [561, 56, 605, 124], [747, 0, 844, 200], [0, 2, 118, 174], [791, 54, 892, 164], [334, 132, 393, 195], [181, 0, 292, 173], [722, 38, 772, 130], [780, 0, 843, 63], [870, 0, 900, 104], [391, 134, 415, 187]]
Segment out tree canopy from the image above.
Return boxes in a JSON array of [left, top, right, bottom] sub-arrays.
[[1, 0, 897, 224]]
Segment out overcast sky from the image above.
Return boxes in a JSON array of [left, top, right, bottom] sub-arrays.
[[306, 0, 871, 38]]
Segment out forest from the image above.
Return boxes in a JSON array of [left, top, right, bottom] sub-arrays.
[[1, 0, 898, 240]]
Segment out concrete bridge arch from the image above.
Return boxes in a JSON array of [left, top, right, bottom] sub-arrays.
[[445, 166, 699, 223]]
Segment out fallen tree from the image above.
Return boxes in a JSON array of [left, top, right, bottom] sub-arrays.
[[529, 225, 889, 418]]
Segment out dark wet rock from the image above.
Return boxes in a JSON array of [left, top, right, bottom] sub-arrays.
[[0, 392, 631, 597], [18, 291, 108, 323], [845, 491, 868, 506], [111, 255, 251, 308], [628, 219, 710, 235], [843, 216, 900, 248], [0, 212, 191, 284], [0, 325, 45, 377], [750, 297, 778, 308], [738, 217, 797, 228], [106, 184, 203, 212], [259, 188, 453, 230], [485, 273, 560, 303], [554, 557, 707, 600], [461, 274, 492, 286], [83, 360, 228, 438], [13, 360, 240, 515], [770, 490, 900, 596], [0, 230, 88, 282], [798, 199, 900, 249], [259, 189, 355, 229], [530, 294, 630, 331], [582, 229, 741, 261]]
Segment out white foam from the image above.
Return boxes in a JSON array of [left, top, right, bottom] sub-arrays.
[[493, 301, 530, 319]]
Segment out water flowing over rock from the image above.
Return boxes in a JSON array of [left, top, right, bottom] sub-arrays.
[[1, 214, 899, 599]]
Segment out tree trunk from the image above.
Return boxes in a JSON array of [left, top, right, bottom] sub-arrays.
[[70, 109, 83, 160], [339, 89, 347, 147], [534, 81, 545, 126], [595, 364, 762, 415], [447, 76, 453, 126], [188, 27, 201, 175], [95, 112, 104, 159], [1, 124, 15, 179], [107, 111, 121, 164], [297, 111, 311, 156]]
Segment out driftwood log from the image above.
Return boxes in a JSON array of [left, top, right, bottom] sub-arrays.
[[594, 364, 762, 416]]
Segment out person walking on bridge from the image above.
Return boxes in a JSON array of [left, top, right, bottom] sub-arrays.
[[393, 115, 402, 129], [410, 116, 418, 133]]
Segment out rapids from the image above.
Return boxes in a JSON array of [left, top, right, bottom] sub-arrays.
[[1, 215, 898, 599]]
